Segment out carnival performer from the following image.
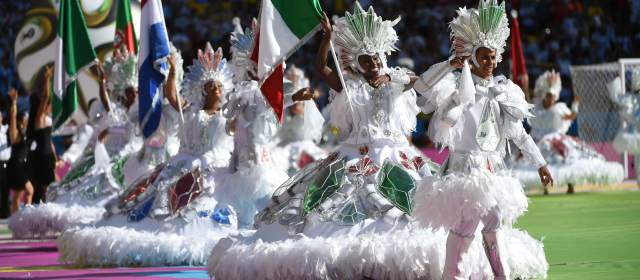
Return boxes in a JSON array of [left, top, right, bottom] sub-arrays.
[[512, 70, 624, 194], [413, 1, 550, 279], [608, 68, 640, 186], [275, 65, 327, 175], [211, 19, 314, 229], [206, 5, 496, 280], [7, 88, 33, 213], [8, 47, 177, 238], [28, 66, 58, 204], [57, 43, 237, 267]]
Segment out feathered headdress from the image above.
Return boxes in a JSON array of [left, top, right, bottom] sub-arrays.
[[450, 0, 510, 66], [534, 70, 562, 102], [229, 17, 258, 82], [333, 2, 400, 73], [182, 43, 234, 107], [104, 47, 138, 97]]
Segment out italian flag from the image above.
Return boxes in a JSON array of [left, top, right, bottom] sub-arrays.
[[53, 0, 97, 129], [114, 0, 138, 54], [256, 0, 322, 121]]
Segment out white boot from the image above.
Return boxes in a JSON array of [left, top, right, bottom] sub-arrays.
[[482, 231, 508, 280], [442, 231, 474, 280]]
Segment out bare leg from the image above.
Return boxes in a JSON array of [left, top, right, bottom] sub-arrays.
[[11, 190, 22, 213], [23, 181, 34, 205]]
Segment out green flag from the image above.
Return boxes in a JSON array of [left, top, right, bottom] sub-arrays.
[[53, 0, 97, 129], [114, 0, 138, 54]]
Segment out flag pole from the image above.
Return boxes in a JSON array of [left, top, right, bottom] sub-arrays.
[[176, 91, 184, 123], [328, 40, 356, 122]]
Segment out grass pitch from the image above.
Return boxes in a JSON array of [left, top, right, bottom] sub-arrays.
[[517, 191, 640, 280]]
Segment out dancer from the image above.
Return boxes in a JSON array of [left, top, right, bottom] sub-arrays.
[[608, 69, 640, 186], [512, 70, 624, 194], [276, 65, 327, 175], [208, 5, 465, 279], [29, 66, 58, 204], [58, 43, 236, 267], [7, 88, 33, 213], [0, 103, 11, 218], [212, 19, 314, 228], [413, 1, 550, 279], [8, 47, 178, 238]]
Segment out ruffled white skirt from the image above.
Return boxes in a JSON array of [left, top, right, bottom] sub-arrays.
[[214, 164, 288, 228], [207, 219, 547, 280], [613, 132, 640, 155], [413, 169, 528, 230], [57, 152, 236, 266], [9, 166, 119, 238], [58, 213, 238, 266], [512, 133, 625, 189], [512, 160, 624, 189], [8, 203, 106, 239]]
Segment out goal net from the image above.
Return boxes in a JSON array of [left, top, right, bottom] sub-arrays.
[[570, 59, 640, 178]]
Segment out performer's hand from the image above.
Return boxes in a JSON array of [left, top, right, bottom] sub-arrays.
[[44, 65, 53, 81], [8, 88, 18, 102], [320, 12, 333, 38], [292, 87, 313, 101], [370, 74, 390, 88], [538, 165, 553, 187], [449, 56, 468, 69], [95, 61, 106, 81]]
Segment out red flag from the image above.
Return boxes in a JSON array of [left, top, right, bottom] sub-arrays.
[[261, 64, 285, 121], [250, 28, 285, 122], [510, 10, 527, 91], [114, 0, 138, 54]]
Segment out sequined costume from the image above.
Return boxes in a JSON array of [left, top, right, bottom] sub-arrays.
[[412, 1, 549, 279], [206, 5, 481, 280], [58, 44, 238, 267], [608, 71, 640, 184], [511, 70, 624, 189]]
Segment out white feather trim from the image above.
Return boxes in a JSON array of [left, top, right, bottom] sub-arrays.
[[58, 221, 238, 266], [207, 224, 547, 280], [9, 203, 105, 238], [413, 170, 528, 230]]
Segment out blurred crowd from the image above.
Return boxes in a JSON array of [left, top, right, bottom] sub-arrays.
[[1, 0, 639, 129]]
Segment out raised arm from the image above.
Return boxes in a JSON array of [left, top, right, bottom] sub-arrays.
[[8, 88, 19, 144], [36, 66, 53, 128], [95, 62, 111, 112], [413, 57, 464, 95], [314, 12, 342, 92], [164, 54, 182, 111]]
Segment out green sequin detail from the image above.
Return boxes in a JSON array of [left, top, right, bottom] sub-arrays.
[[377, 162, 416, 214], [60, 156, 95, 186], [302, 158, 346, 216], [111, 155, 130, 188]]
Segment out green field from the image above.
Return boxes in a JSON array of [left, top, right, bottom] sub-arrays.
[[516, 191, 640, 280]]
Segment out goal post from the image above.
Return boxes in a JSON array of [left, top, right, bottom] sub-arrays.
[[570, 59, 640, 179]]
